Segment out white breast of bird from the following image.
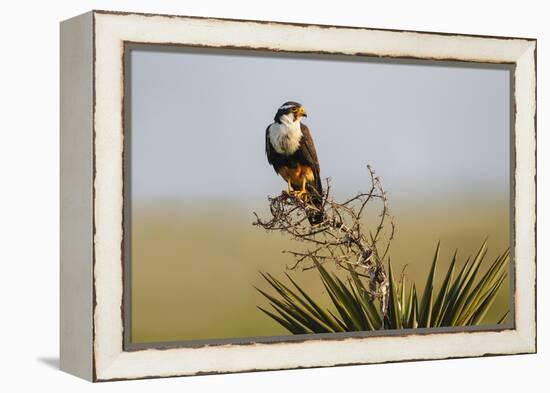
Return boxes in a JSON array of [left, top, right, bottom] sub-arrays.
[[269, 114, 303, 155]]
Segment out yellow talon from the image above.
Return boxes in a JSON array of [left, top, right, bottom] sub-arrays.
[[293, 178, 309, 201], [284, 178, 294, 195]]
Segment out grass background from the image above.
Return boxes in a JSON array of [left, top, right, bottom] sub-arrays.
[[130, 198, 510, 343]]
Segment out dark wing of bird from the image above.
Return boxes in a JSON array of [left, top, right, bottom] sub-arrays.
[[265, 125, 277, 173], [299, 123, 321, 182], [300, 123, 324, 224]]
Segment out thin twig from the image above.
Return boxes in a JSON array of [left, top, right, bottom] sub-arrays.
[[253, 165, 393, 318]]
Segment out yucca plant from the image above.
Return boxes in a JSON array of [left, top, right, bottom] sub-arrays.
[[257, 241, 509, 332]]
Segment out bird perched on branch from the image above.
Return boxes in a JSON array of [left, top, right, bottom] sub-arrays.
[[265, 101, 324, 224]]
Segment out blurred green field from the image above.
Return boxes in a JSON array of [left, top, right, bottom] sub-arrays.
[[130, 199, 510, 344]]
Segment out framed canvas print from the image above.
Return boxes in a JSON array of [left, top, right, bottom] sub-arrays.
[[60, 10, 537, 382]]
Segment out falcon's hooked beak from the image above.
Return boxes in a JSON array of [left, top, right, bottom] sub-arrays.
[[298, 106, 307, 118]]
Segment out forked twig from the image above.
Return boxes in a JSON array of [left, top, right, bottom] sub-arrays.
[[253, 165, 394, 318]]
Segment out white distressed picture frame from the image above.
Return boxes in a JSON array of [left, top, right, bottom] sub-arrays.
[[60, 10, 536, 382]]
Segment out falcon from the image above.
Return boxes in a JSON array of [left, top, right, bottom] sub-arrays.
[[265, 101, 324, 224]]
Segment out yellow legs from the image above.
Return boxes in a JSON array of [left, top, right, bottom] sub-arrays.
[[284, 177, 310, 202], [287, 178, 309, 203], [286, 178, 294, 195], [294, 178, 308, 200]]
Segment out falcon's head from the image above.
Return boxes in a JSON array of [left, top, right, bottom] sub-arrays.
[[274, 101, 308, 123]]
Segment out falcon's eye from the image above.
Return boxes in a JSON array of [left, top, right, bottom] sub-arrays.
[[291, 107, 299, 113]]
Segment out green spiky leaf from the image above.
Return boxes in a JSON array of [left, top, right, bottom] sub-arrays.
[[257, 241, 510, 334]]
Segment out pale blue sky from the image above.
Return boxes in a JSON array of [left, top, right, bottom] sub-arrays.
[[128, 47, 511, 206]]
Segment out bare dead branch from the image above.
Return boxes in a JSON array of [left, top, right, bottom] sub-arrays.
[[253, 165, 394, 318]]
